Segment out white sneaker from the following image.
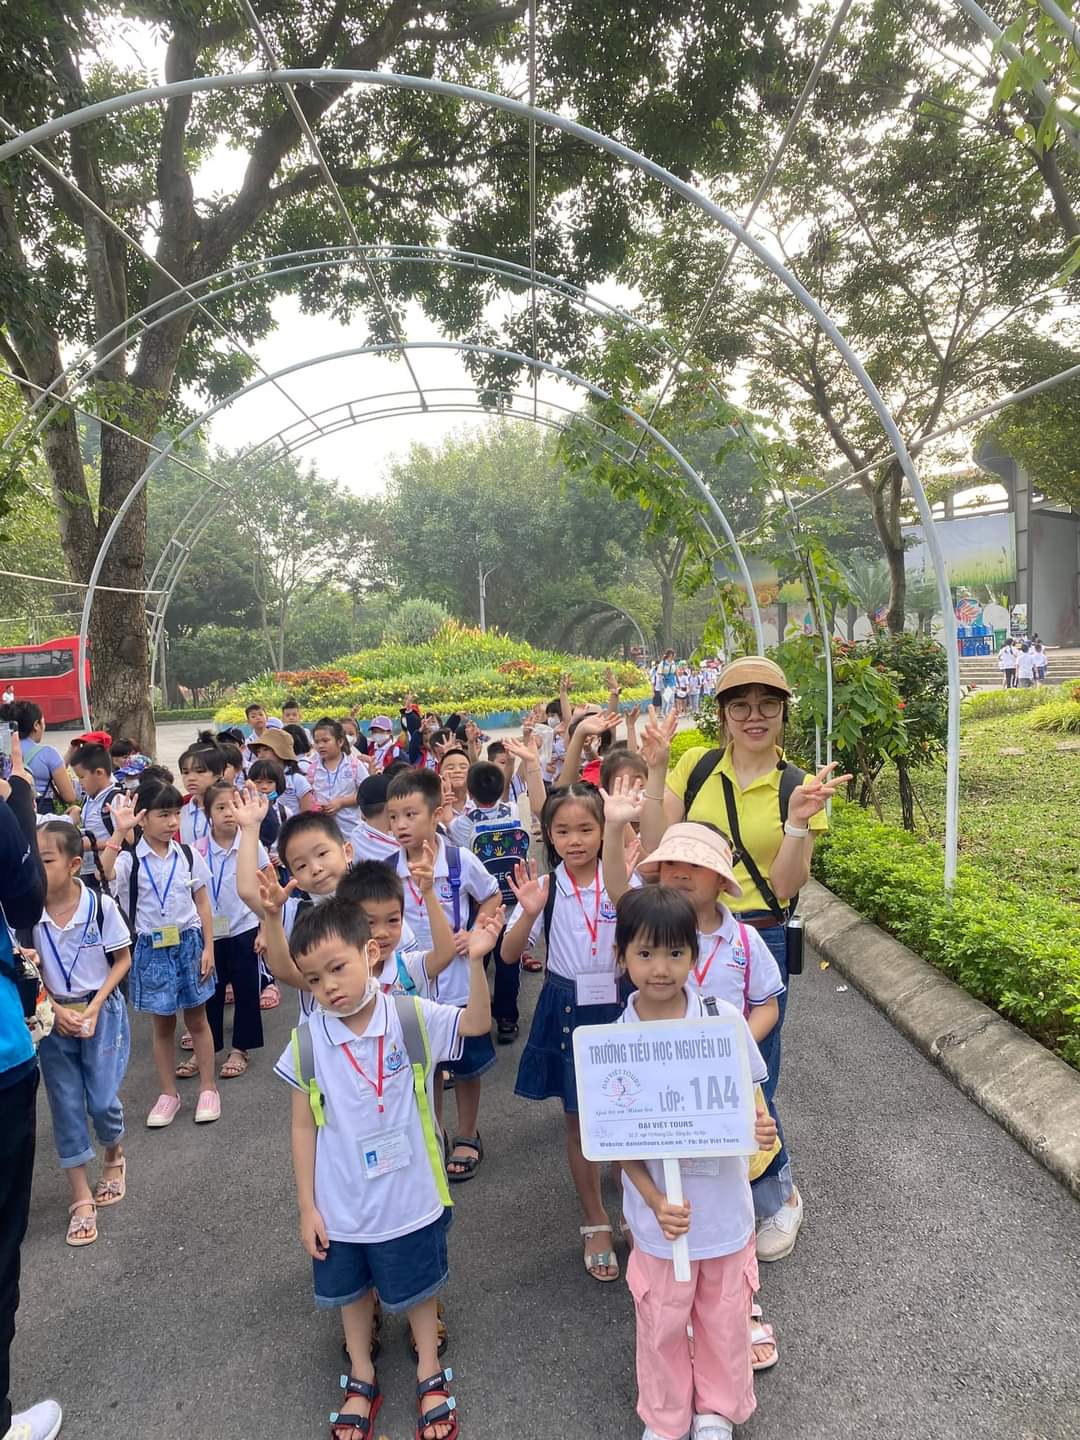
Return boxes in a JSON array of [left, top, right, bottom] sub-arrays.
[[755, 1188, 804, 1262], [4, 1398, 63, 1440], [692, 1416, 733, 1440]]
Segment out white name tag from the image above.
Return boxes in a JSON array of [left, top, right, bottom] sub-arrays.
[[575, 971, 618, 1007], [360, 1128, 411, 1180], [212, 912, 230, 938]]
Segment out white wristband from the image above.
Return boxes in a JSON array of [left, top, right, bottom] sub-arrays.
[[784, 820, 810, 838]]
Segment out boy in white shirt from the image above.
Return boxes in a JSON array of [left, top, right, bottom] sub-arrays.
[[33, 821, 132, 1247], [386, 768, 501, 1182], [352, 774, 404, 863], [1015, 642, 1038, 688], [71, 742, 120, 890], [275, 896, 501, 1440]]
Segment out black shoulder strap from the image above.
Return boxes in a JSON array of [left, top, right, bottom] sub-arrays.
[[100, 787, 117, 835], [682, 748, 724, 820], [128, 848, 139, 925], [180, 843, 194, 871], [777, 761, 806, 824], [542, 871, 558, 948], [720, 772, 787, 926]]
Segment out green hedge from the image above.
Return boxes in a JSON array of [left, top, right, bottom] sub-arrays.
[[154, 708, 216, 723], [813, 803, 1080, 1068], [669, 728, 710, 766], [962, 680, 1077, 720]]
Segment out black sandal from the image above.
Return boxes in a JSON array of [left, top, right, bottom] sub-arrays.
[[329, 1373, 382, 1437], [496, 1018, 519, 1044], [415, 1368, 458, 1440], [446, 1134, 483, 1184]]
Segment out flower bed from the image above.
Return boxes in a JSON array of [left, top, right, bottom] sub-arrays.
[[214, 622, 650, 726]]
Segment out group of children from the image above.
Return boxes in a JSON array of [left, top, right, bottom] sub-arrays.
[[15, 692, 797, 1440]]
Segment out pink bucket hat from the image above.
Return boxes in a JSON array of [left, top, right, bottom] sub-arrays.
[[637, 822, 743, 897]]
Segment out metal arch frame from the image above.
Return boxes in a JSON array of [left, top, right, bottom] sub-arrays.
[[146, 390, 676, 689], [0, 70, 962, 886], [5, 241, 766, 649], [94, 336, 762, 696]]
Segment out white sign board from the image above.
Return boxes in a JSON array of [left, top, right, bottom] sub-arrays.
[[573, 1016, 758, 1163]]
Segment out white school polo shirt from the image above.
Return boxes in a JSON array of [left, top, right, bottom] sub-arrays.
[[112, 838, 211, 937], [690, 910, 785, 1015], [308, 755, 366, 838], [274, 993, 461, 1243], [1015, 649, 1037, 681], [33, 882, 130, 999], [508, 862, 630, 982], [395, 838, 499, 1006], [279, 771, 312, 819], [619, 988, 768, 1261], [179, 797, 212, 848], [202, 830, 269, 938], [79, 785, 119, 876], [351, 818, 402, 864]]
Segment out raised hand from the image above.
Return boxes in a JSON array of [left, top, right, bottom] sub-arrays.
[[577, 709, 622, 738], [639, 705, 679, 770], [467, 906, 506, 960], [503, 734, 540, 767], [234, 782, 268, 829], [624, 833, 643, 878], [507, 859, 549, 917], [604, 667, 621, 694], [107, 792, 144, 837], [256, 867, 297, 918], [600, 773, 646, 827], [786, 762, 853, 826], [408, 839, 436, 896]]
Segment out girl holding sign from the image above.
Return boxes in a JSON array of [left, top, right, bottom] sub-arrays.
[[615, 885, 777, 1440], [503, 784, 627, 1282]]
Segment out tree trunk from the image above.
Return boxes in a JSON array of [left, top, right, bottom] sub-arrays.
[[866, 464, 907, 633], [660, 574, 676, 650]]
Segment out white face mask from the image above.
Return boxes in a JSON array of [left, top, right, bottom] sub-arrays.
[[319, 974, 378, 1017], [370, 731, 391, 745]]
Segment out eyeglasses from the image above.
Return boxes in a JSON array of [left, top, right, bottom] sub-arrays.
[[725, 697, 783, 721]]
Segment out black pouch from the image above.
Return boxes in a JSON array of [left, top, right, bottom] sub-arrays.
[[785, 914, 804, 976]]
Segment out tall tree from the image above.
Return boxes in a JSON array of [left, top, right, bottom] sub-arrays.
[[0, 0, 792, 746]]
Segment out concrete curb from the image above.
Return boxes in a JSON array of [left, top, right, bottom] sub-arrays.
[[799, 879, 1080, 1203]]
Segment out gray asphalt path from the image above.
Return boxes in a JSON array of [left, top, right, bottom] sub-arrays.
[[12, 950, 1080, 1440]]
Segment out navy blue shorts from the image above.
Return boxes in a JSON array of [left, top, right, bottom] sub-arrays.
[[313, 1208, 451, 1312], [445, 1028, 496, 1081], [514, 970, 622, 1113]]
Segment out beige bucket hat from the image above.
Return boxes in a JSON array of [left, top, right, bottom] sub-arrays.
[[714, 656, 792, 699], [638, 822, 743, 896]]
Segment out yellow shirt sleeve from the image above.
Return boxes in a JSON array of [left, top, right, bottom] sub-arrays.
[[666, 747, 709, 807]]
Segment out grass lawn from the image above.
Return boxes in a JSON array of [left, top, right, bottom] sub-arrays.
[[874, 706, 1080, 911]]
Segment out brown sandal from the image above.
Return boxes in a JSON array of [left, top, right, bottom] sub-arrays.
[[94, 1156, 126, 1207], [219, 1050, 249, 1078], [175, 1054, 199, 1079]]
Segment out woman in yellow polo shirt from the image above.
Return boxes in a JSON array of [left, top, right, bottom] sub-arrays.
[[640, 655, 849, 1263]]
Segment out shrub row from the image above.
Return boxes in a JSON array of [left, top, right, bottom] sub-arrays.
[[962, 680, 1077, 720], [813, 803, 1080, 1068], [154, 707, 217, 723]]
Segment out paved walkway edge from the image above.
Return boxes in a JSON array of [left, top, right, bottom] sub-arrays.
[[799, 879, 1080, 1201]]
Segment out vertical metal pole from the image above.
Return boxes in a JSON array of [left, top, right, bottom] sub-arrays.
[[478, 558, 487, 633]]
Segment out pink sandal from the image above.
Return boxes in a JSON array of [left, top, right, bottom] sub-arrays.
[[260, 983, 281, 1010]]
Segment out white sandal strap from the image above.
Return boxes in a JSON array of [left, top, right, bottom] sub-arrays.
[[579, 1224, 613, 1237]]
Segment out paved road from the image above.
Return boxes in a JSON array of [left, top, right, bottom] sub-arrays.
[[11, 950, 1080, 1440]]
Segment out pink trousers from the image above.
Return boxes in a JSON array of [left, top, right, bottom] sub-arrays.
[[626, 1237, 758, 1440]]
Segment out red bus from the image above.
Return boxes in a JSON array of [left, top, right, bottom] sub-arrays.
[[0, 635, 90, 726]]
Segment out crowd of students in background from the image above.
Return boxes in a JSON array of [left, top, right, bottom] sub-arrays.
[[997, 635, 1049, 688], [2, 661, 836, 1440]]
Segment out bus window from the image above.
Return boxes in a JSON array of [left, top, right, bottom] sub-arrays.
[[22, 648, 74, 678]]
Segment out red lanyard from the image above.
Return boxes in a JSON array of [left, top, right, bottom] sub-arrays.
[[568, 865, 601, 959], [404, 875, 423, 909], [694, 933, 724, 988], [341, 1035, 385, 1113]]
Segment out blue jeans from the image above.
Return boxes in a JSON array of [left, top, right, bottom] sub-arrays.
[[748, 920, 794, 1219], [38, 990, 130, 1168]]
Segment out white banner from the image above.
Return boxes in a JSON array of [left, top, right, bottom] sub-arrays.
[[573, 1016, 758, 1163]]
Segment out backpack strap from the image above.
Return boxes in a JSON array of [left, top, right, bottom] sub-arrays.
[[444, 844, 462, 931], [542, 871, 558, 949], [681, 748, 724, 821], [392, 995, 452, 1209], [394, 950, 418, 996], [720, 774, 787, 926], [291, 1023, 325, 1128], [128, 842, 194, 928], [100, 787, 117, 836], [736, 921, 752, 1018], [777, 761, 807, 825]]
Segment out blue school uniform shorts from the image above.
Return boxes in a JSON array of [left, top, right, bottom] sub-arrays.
[[130, 926, 215, 1014], [445, 1028, 496, 1081], [514, 970, 622, 1113], [313, 1207, 452, 1312]]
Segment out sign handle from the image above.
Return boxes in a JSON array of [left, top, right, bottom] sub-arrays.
[[662, 1158, 691, 1282]]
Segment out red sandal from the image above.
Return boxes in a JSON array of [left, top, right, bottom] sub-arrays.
[[329, 1373, 382, 1437], [415, 1368, 458, 1440]]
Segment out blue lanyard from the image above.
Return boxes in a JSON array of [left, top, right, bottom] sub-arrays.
[[42, 890, 95, 994], [319, 757, 347, 796], [208, 842, 231, 909], [141, 851, 179, 914], [192, 806, 209, 841]]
